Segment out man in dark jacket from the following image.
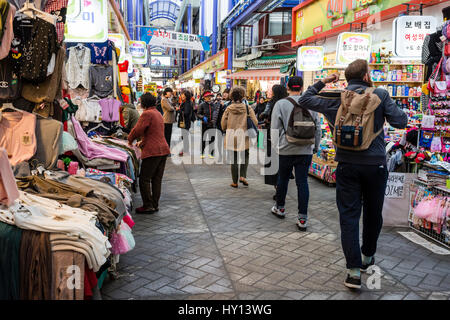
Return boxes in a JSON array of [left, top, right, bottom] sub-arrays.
[[197, 91, 218, 158], [298, 59, 408, 289]]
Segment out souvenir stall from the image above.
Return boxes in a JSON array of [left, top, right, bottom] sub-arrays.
[[0, 0, 137, 300], [408, 18, 450, 248]]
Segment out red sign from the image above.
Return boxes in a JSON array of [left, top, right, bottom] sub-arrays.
[[354, 7, 370, 20], [313, 26, 323, 35], [332, 17, 344, 27]]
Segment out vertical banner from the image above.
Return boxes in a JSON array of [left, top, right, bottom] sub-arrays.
[[297, 46, 324, 71], [65, 0, 108, 43], [336, 32, 372, 66], [129, 41, 148, 65]]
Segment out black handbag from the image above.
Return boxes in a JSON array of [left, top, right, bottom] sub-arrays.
[[245, 102, 258, 138], [0, 58, 21, 101]]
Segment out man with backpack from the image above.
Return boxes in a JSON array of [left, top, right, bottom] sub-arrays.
[[270, 77, 321, 232], [298, 59, 408, 289], [197, 91, 219, 159]]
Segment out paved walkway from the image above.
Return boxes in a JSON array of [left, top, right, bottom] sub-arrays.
[[102, 132, 450, 300]]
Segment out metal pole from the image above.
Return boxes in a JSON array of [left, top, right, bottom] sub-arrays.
[[212, 0, 218, 55], [187, 4, 192, 71], [200, 0, 205, 62]]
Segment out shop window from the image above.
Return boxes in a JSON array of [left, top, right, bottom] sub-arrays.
[[268, 12, 291, 36]]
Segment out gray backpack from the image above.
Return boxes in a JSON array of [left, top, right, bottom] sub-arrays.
[[285, 97, 316, 146]]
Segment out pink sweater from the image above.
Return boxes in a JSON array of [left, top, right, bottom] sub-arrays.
[[0, 148, 19, 207], [0, 111, 37, 166]]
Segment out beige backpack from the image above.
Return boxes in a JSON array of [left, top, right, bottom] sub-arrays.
[[333, 88, 382, 151]]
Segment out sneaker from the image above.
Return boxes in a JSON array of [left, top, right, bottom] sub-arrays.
[[136, 207, 157, 214], [230, 183, 238, 188], [271, 206, 285, 219], [209, 154, 215, 159], [297, 218, 307, 231], [344, 274, 361, 289], [361, 257, 375, 273], [200, 155, 205, 159], [239, 178, 249, 186]]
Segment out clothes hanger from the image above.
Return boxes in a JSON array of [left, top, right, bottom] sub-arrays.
[[0, 103, 21, 112], [87, 122, 110, 134], [18, 0, 58, 25]]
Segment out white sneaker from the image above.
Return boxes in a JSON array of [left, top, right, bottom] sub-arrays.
[[271, 206, 286, 219], [297, 218, 307, 231]]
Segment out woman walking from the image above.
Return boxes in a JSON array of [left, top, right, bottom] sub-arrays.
[[260, 85, 288, 198], [221, 87, 258, 188], [178, 90, 194, 156]]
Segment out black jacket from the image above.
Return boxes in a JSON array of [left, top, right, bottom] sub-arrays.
[[197, 101, 218, 128], [298, 80, 408, 165], [179, 100, 194, 130]]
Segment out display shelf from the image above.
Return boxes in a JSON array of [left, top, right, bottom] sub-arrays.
[[373, 81, 424, 83], [370, 63, 424, 66], [309, 155, 337, 186], [391, 96, 421, 99]]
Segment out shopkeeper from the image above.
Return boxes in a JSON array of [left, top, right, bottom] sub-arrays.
[[128, 93, 170, 214]]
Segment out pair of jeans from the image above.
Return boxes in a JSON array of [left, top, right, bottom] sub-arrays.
[[229, 150, 249, 184], [336, 162, 388, 269], [139, 156, 167, 209], [276, 154, 313, 220], [164, 123, 173, 149]]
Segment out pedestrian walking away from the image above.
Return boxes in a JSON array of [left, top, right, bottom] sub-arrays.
[[270, 77, 321, 232], [298, 59, 408, 289], [221, 86, 258, 188]]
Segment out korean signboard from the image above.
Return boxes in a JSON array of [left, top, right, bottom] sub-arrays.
[[393, 16, 437, 57], [108, 33, 126, 62], [151, 56, 171, 67], [292, 0, 408, 47], [129, 41, 148, 65], [336, 32, 372, 65], [297, 46, 324, 71], [65, 0, 108, 43], [140, 28, 210, 51], [385, 173, 406, 199]]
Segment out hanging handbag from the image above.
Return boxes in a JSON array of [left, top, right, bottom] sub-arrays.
[[0, 58, 21, 101], [245, 102, 258, 139], [434, 60, 448, 96], [427, 57, 443, 94]]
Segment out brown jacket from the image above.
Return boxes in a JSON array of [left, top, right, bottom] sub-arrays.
[[161, 97, 176, 123], [221, 102, 258, 151]]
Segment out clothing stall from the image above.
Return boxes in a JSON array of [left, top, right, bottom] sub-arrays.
[[0, 0, 138, 300]]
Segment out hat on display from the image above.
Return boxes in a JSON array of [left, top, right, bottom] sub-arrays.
[[203, 91, 213, 98]]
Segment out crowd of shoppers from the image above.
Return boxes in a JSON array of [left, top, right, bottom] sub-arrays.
[[129, 59, 408, 290]]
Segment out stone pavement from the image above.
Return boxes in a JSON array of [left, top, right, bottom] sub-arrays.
[[101, 159, 450, 300], [101, 131, 450, 300]]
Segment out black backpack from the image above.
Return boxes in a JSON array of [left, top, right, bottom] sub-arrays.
[[284, 97, 316, 146]]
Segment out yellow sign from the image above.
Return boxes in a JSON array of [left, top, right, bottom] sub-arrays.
[[336, 32, 372, 65]]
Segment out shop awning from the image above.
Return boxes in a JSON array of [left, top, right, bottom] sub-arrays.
[[225, 69, 286, 81]]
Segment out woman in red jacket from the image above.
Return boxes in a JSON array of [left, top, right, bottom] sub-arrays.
[[128, 93, 171, 214]]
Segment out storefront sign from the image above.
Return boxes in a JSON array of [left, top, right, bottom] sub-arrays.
[[292, 0, 409, 47], [65, 0, 108, 43], [193, 69, 205, 80], [129, 41, 148, 65], [108, 33, 126, 62], [140, 28, 210, 51], [216, 71, 228, 84], [385, 173, 406, 199], [393, 16, 437, 58], [297, 46, 324, 71], [336, 32, 372, 65], [150, 56, 171, 67], [179, 49, 228, 82]]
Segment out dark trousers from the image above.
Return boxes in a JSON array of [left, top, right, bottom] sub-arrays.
[[164, 123, 173, 149], [201, 123, 215, 156], [229, 150, 249, 184], [276, 155, 313, 219], [139, 156, 167, 209], [336, 163, 388, 269]]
